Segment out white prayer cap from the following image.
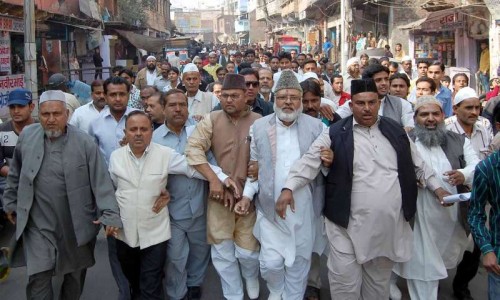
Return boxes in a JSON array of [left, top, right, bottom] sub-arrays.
[[401, 56, 412, 62], [39, 90, 66, 105], [208, 51, 217, 57], [414, 95, 442, 114], [146, 55, 156, 61], [346, 57, 360, 68], [182, 63, 199, 75], [300, 72, 319, 82], [454, 87, 478, 105]]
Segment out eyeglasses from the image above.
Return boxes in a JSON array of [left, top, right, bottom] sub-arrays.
[[220, 93, 242, 100], [275, 95, 301, 102], [245, 81, 259, 88]]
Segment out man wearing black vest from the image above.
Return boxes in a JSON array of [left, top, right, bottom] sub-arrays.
[[275, 79, 447, 299], [334, 64, 414, 131], [392, 96, 480, 300]]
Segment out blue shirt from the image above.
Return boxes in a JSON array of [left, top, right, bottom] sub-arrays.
[[88, 106, 137, 164], [152, 119, 208, 220], [436, 85, 453, 117], [468, 151, 500, 263]]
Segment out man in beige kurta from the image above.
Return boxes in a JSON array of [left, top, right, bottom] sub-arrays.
[[185, 73, 261, 300]]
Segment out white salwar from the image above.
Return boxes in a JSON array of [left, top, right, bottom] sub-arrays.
[[393, 138, 479, 300], [244, 118, 322, 299]]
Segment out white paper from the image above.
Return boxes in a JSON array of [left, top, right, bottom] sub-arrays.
[[443, 192, 472, 203]]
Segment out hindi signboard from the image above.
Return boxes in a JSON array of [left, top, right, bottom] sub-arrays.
[[0, 32, 11, 74], [0, 74, 25, 119], [0, 16, 24, 33]]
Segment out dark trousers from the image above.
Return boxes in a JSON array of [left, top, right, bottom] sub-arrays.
[[453, 243, 481, 291], [26, 268, 86, 300], [116, 239, 167, 300], [94, 68, 102, 79], [107, 236, 131, 300]]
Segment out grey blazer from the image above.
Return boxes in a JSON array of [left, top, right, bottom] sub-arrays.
[[2, 124, 122, 246]]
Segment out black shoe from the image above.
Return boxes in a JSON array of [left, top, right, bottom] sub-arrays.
[[304, 285, 320, 300], [187, 286, 201, 300], [453, 288, 474, 300]]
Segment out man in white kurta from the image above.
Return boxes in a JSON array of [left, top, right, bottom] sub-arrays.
[[234, 70, 329, 299], [393, 96, 480, 300], [108, 111, 231, 299]]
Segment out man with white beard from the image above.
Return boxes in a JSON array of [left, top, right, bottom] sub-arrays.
[[393, 96, 480, 300], [234, 70, 332, 299]]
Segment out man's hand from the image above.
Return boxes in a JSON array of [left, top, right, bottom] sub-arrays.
[[119, 136, 128, 147], [224, 178, 240, 199], [434, 187, 453, 207], [5, 212, 16, 225], [320, 146, 333, 168], [208, 179, 224, 203], [93, 220, 120, 238], [234, 196, 251, 215], [483, 252, 500, 275], [152, 189, 170, 213], [275, 189, 295, 219], [192, 115, 204, 122], [247, 161, 258, 182], [444, 170, 465, 186], [319, 105, 335, 121]]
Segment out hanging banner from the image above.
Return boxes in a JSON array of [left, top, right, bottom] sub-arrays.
[[0, 74, 25, 119], [0, 31, 11, 74]]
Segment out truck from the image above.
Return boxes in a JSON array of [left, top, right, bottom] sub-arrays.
[[274, 35, 302, 55]]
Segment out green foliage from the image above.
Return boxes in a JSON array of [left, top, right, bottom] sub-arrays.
[[118, 0, 157, 26]]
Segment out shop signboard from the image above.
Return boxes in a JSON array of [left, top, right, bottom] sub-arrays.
[[0, 32, 11, 74], [0, 74, 25, 119], [0, 16, 24, 33]]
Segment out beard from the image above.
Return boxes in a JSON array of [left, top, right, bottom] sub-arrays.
[[260, 86, 271, 94], [414, 123, 447, 148], [274, 102, 302, 123], [45, 129, 63, 138], [147, 64, 156, 71]]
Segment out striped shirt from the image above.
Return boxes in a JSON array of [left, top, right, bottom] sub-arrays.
[[468, 150, 500, 262]]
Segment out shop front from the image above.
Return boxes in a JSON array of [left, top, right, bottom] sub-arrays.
[[0, 15, 25, 120]]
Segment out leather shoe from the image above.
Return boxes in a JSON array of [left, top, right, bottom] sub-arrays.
[[187, 286, 201, 300], [453, 288, 474, 300]]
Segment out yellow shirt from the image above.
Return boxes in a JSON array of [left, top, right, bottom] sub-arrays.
[[480, 48, 490, 74], [203, 64, 222, 80]]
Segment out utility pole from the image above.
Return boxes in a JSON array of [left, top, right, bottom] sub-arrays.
[[340, 0, 351, 74], [24, 0, 38, 100]]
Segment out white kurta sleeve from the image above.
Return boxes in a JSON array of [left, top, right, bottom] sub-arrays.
[[336, 100, 353, 119], [168, 150, 228, 182], [458, 138, 480, 186], [284, 127, 331, 191], [242, 125, 259, 200], [401, 100, 415, 128]]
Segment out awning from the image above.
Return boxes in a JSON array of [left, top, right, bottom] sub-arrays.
[[49, 20, 103, 31], [115, 29, 167, 53], [398, 17, 427, 30]]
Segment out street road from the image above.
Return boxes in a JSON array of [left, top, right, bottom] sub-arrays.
[[0, 223, 488, 299]]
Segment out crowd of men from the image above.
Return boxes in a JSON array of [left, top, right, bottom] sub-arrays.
[[1, 44, 500, 300]]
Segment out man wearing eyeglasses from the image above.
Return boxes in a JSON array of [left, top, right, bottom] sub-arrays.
[[212, 68, 273, 117]]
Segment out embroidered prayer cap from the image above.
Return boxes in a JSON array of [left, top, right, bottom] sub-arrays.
[[454, 87, 478, 105], [8, 88, 32, 106], [402, 56, 412, 62], [346, 57, 360, 68], [182, 63, 199, 75], [350, 79, 377, 96], [300, 72, 318, 82], [222, 73, 247, 90], [414, 95, 442, 114], [39, 90, 67, 105], [275, 70, 302, 93]]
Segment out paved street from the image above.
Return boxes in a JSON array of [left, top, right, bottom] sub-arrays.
[[0, 222, 488, 300]]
